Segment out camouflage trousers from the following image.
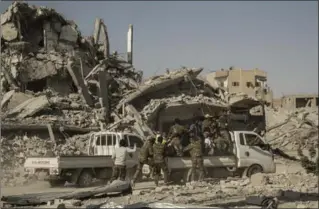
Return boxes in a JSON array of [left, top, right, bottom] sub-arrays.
[[170, 137, 183, 156], [153, 161, 169, 186], [191, 156, 204, 181], [132, 158, 153, 182], [110, 165, 126, 182]]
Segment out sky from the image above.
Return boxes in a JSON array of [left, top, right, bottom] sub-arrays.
[[0, 1, 318, 97]]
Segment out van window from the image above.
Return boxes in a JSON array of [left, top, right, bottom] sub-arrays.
[[101, 135, 106, 145], [95, 135, 101, 145], [245, 134, 264, 146], [128, 135, 144, 148], [112, 135, 116, 146], [239, 133, 245, 145], [107, 135, 113, 145]]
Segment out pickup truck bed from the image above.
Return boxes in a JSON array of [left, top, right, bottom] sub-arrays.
[[25, 156, 113, 169], [167, 155, 237, 169]]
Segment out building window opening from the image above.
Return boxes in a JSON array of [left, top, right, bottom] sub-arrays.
[[255, 82, 261, 87], [246, 82, 253, 88], [26, 78, 47, 92], [219, 82, 224, 87], [296, 98, 310, 108], [232, 82, 240, 87]]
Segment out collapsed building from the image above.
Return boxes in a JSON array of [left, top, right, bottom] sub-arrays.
[[1, 2, 318, 188]]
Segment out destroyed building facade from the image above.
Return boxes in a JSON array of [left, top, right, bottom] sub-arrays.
[[205, 68, 273, 104], [272, 94, 318, 110]]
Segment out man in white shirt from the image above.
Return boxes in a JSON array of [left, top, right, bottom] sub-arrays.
[[110, 139, 136, 182]]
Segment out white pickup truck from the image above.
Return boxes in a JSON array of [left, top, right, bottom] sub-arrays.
[[144, 131, 276, 183], [24, 131, 145, 187]]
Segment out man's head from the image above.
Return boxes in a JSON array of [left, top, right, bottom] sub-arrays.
[[204, 131, 210, 138], [174, 118, 181, 125], [157, 136, 163, 144], [205, 114, 212, 120], [119, 139, 127, 147]]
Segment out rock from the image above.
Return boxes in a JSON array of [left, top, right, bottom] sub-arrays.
[[155, 186, 169, 192], [133, 190, 142, 195], [1, 22, 18, 41], [63, 199, 82, 206], [56, 203, 66, 209], [1, 90, 15, 109], [6, 95, 50, 118], [250, 173, 270, 186], [59, 25, 78, 43]]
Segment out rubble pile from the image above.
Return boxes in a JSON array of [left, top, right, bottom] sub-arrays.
[[1, 1, 143, 129], [0, 1, 145, 186], [54, 133, 91, 156], [1, 135, 48, 186], [0, 132, 92, 186], [140, 94, 225, 121], [125, 171, 318, 207], [265, 107, 318, 152]]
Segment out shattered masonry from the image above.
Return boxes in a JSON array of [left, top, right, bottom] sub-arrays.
[[0, 1, 318, 194]]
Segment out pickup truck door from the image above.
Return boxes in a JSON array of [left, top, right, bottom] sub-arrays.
[[239, 132, 273, 169], [235, 132, 250, 167]]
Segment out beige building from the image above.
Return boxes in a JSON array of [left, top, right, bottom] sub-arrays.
[[205, 68, 273, 103], [273, 94, 318, 110]]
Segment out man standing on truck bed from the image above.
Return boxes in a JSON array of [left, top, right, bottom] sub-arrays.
[[183, 132, 205, 182], [132, 136, 155, 186], [168, 118, 187, 156], [152, 136, 169, 186], [110, 139, 136, 183], [214, 115, 233, 155], [202, 114, 213, 133]]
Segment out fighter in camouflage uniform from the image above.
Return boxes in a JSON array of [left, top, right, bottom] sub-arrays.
[[132, 136, 155, 185], [214, 113, 233, 155], [152, 136, 169, 186], [168, 118, 187, 156], [183, 132, 205, 182]]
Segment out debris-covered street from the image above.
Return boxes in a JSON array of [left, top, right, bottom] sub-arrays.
[[1, 1, 318, 209]]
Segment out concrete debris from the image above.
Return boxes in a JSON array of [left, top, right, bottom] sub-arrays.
[[265, 107, 318, 154], [1, 180, 132, 206], [1, 3, 318, 209]]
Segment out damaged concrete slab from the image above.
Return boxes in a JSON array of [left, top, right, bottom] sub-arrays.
[[5, 95, 50, 119]]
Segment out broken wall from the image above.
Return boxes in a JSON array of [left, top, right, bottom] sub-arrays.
[[1, 2, 97, 94]]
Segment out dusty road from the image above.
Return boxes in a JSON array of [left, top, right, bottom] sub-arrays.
[[1, 160, 318, 208]]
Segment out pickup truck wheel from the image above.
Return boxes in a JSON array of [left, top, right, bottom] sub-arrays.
[[247, 164, 263, 177], [78, 170, 93, 187], [49, 179, 65, 187]]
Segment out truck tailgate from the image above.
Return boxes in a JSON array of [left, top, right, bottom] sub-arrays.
[[24, 157, 59, 168], [167, 156, 237, 169], [59, 156, 112, 169]]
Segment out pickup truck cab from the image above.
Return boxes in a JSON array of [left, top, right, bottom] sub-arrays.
[[24, 131, 145, 187], [143, 130, 275, 182]]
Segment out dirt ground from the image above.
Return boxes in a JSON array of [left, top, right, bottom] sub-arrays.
[[1, 159, 318, 208]]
